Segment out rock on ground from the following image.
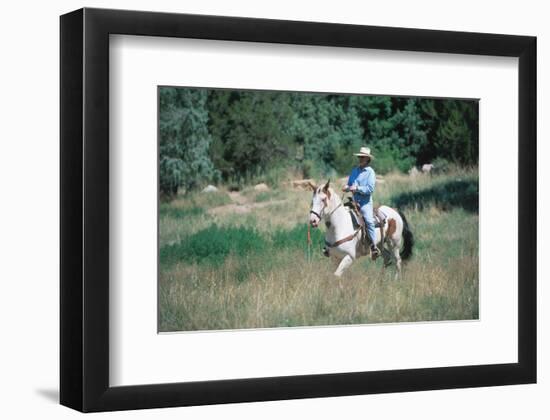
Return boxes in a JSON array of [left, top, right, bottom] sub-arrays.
[[253, 183, 270, 192], [201, 184, 219, 193], [422, 163, 434, 174]]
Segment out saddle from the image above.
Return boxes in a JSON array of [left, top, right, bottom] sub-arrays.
[[344, 198, 387, 248]]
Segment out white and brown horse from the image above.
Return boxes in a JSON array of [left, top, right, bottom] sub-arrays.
[[309, 180, 413, 277]]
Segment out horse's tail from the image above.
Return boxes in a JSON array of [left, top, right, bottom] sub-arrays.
[[398, 209, 414, 260]]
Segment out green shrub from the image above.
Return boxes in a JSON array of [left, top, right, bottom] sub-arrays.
[[431, 157, 451, 174], [160, 222, 328, 269], [373, 147, 415, 174], [160, 225, 265, 267], [271, 224, 324, 250]]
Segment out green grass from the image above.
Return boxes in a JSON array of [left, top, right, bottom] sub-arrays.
[[169, 190, 232, 209], [159, 205, 204, 218], [253, 190, 285, 203]]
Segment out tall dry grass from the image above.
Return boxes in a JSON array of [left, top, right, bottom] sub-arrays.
[[159, 167, 479, 332]]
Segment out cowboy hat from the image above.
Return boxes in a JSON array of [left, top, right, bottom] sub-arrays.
[[353, 146, 374, 159]]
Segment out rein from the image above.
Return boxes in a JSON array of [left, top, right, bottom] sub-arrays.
[[327, 202, 343, 218], [325, 228, 361, 248]]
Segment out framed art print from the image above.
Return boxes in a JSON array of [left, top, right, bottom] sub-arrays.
[[60, 8, 536, 412]]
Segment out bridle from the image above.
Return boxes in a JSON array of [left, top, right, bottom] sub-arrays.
[[309, 196, 342, 222], [309, 209, 323, 220]]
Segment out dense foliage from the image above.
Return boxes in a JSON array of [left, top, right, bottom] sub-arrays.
[[159, 88, 218, 195], [159, 87, 478, 195]]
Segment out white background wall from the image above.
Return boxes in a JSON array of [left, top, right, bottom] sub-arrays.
[[0, 0, 547, 418]]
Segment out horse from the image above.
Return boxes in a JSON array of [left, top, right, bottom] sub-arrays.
[[308, 180, 413, 278]]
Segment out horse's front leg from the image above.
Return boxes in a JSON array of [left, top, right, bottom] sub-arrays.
[[334, 254, 354, 277], [381, 247, 393, 268]]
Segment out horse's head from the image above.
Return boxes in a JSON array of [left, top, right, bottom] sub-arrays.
[[309, 180, 333, 228]]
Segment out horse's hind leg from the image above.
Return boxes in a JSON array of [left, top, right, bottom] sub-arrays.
[[334, 254, 354, 277], [391, 242, 402, 279]]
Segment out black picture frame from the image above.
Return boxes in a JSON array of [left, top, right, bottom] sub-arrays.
[[60, 7, 537, 412]]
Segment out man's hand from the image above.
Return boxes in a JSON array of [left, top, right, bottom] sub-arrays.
[[341, 185, 349, 192], [348, 185, 357, 192]]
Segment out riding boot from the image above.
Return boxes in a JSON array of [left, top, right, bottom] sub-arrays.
[[361, 227, 369, 255]]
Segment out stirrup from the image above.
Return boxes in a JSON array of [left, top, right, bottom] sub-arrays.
[[322, 246, 330, 258], [370, 245, 380, 260]]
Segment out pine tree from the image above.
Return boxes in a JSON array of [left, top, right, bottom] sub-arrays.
[[208, 90, 295, 180], [354, 96, 426, 173], [289, 93, 363, 177], [425, 100, 479, 166], [159, 87, 217, 195]]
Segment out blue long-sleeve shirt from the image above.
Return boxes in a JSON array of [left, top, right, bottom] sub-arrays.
[[347, 165, 376, 207]]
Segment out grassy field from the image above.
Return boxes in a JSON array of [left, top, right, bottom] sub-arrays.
[[159, 168, 479, 332]]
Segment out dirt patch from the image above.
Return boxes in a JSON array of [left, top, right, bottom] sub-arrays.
[[208, 189, 291, 216], [228, 191, 248, 205], [208, 199, 288, 216]]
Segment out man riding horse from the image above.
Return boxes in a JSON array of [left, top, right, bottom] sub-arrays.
[[342, 146, 381, 259]]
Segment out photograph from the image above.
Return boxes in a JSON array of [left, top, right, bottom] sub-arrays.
[[0, 0, 542, 416], [158, 86, 479, 332]]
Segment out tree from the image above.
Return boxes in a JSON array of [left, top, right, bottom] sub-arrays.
[[159, 87, 217, 195], [208, 90, 295, 180], [420, 99, 479, 166], [161, 87, 479, 189], [354, 97, 427, 173], [289, 93, 363, 177]]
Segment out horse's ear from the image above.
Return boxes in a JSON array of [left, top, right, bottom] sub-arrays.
[[308, 181, 317, 192], [323, 179, 331, 198]]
